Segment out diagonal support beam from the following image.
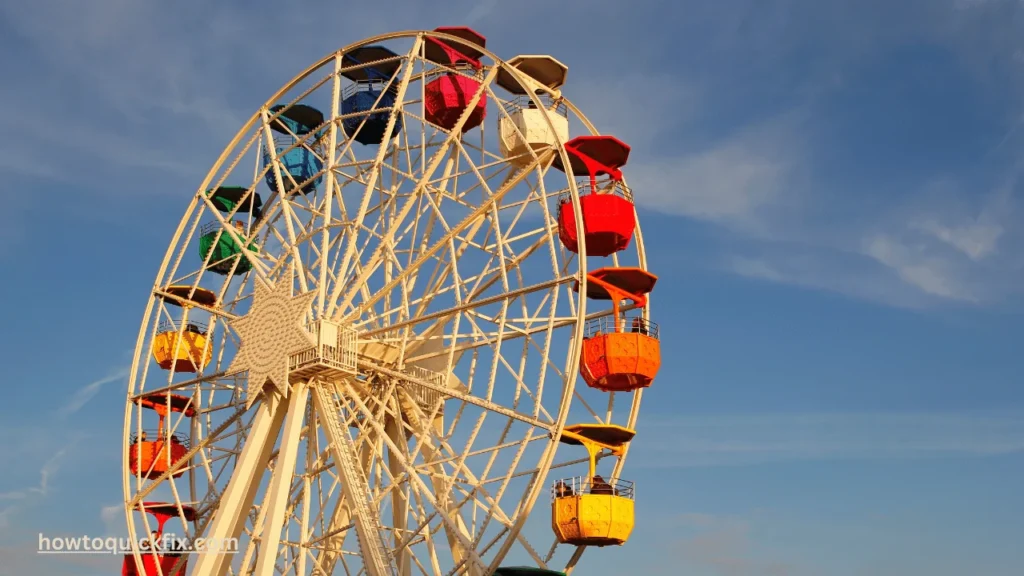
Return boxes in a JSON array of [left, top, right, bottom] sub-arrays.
[[385, 403, 413, 576], [254, 382, 309, 576], [190, 391, 287, 576]]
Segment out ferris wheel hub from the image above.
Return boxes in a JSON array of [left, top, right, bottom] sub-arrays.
[[224, 275, 318, 404]]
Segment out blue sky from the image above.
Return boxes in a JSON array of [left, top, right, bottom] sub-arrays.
[[1, 0, 1023, 574]]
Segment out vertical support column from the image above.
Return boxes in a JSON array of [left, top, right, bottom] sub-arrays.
[[254, 382, 309, 576], [190, 392, 287, 576]]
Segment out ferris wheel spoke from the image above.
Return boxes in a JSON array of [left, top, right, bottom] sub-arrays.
[[399, 399, 551, 573], [363, 360, 550, 431], [382, 401, 415, 575], [312, 381, 400, 576], [364, 274, 570, 340], [329, 53, 405, 173], [344, 151, 551, 326], [261, 117, 322, 201], [268, 406, 388, 575], [335, 152, 520, 332], [309, 433, 382, 575], [406, 297, 636, 368], [491, 346, 556, 424], [403, 233, 548, 344], [326, 41, 422, 321], [333, 65, 503, 321], [310, 503, 354, 575], [128, 374, 230, 399], [333, 144, 459, 321], [300, 229, 348, 299], [345, 382, 486, 576], [257, 121, 312, 293], [315, 55, 345, 318], [128, 403, 249, 508]]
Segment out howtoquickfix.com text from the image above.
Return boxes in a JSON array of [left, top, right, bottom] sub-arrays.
[[38, 533, 238, 555]]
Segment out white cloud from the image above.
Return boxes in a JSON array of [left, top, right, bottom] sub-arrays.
[[55, 368, 129, 419], [628, 94, 1024, 308], [0, 443, 76, 526], [724, 248, 953, 309], [910, 219, 1004, 261], [632, 143, 790, 227], [906, 179, 1012, 261], [464, 0, 499, 25], [727, 257, 789, 284], [851, 180, 1020, 305], [0, 447, 69, 501], [862, 233, 975, 301], [626, 107, 807, 241], [640, 119, 1024, 308], [101, 504, 128, 539], [576, 2, 1024, 310]]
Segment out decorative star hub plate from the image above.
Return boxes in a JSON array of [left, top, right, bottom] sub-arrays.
[[226, 276, 317, 405]]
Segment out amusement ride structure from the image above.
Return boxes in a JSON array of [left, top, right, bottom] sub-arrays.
[[123, 28, 661, 576]]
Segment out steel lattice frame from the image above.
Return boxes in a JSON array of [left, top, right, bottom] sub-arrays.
[[122, 30, 651, 576]]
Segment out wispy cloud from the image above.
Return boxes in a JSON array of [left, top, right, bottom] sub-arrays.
[[100, 504, 127, 539], [55, 368, 128, 419], [0, 443, 77, 528], [631, 412, 1024, 468], [0, 447, 71, 502], [629, 110, 806, 234], [717, 171, 1023, 308]]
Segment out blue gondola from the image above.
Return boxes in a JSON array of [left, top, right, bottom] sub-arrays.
[[341, 46, 404, 145], [261, 104, 325, 195]]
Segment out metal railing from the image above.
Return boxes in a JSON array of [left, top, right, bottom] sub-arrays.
[[557, 180, 633, 206], [551, 476, 635, 500], [400, 365, 445, 410], [128, 430, 191, 449], [425, 61, 485, 82], [156, 320, 209, 335], [501, 94, 568, 118], [200, 220, 249, 238], [269, 131, 328, 157], [288, 322, 358, 375], [582, 315, 660, 339], [343, 80, 399, 99]]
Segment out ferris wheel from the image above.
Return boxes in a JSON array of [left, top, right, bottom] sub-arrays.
[[121, 28, 662, 576]]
